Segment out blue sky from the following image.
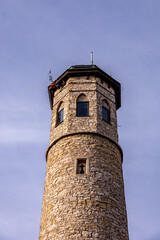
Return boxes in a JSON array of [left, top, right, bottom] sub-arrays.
[[0, 0, 160, 239]]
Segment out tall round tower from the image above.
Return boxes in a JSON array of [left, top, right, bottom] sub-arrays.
[[39, 65, 129, 240]]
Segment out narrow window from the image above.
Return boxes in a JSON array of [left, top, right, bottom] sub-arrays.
[[77, 102, 88, 116], [57, 108, 64, 124], [76, 94, 89, 117], [77, 159, 86, 174], [102, 99, 110, 124], [102, 106, 110, 123], [56, 102, 64, 126]]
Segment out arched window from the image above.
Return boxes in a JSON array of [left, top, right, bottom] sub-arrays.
[[102, 99, 110, 123], [56, 102, 64, 125], [76, 94, 89, 117]]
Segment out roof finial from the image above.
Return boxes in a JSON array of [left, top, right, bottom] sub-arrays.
[[91, 52, 93, 65], [49, 69, 53, 82]]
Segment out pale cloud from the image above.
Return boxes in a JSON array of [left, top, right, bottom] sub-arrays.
[[0, 126, 48, 143]]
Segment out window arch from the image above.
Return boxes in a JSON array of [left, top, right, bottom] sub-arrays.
[[76, 94, 89, 117], [56, 101, 64, 125], [102, 99, 110, 123]]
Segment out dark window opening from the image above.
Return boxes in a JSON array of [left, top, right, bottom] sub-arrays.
[[77, 159, 86, 174], [77, 102, 89, 117], [102, 105, 110, 123], [57, 108, 64, 125]]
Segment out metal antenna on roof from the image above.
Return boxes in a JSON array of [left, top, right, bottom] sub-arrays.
[[91, 52, 93, 65], [49, 69, 53, 82]]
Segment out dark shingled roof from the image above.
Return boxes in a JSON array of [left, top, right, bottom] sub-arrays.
[[48, 65, 121, 110]]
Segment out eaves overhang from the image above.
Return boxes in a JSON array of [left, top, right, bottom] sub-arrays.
[[48, 65, 121, 110]]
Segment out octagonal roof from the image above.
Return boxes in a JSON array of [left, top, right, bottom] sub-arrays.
[[48, 65, 121, 110]]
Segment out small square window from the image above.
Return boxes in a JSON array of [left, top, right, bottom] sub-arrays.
[[77, 159, 86, 174], [77, 102, 89, 117], [57, 108, 64, 125], [102, 106, 110, 123]]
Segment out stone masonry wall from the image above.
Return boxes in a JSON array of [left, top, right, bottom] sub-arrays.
[[39, 74, 129, 239], [39, 134, 128, 240], [49, 76, 118, 144]]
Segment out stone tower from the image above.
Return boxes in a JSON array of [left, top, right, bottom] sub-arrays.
[[39, 65, 129, 240]]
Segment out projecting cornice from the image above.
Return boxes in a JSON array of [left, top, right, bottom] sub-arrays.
[[48, 65, 121, 110]]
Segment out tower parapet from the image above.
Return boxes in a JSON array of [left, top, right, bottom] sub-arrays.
[[39, 65, 129, 240]]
